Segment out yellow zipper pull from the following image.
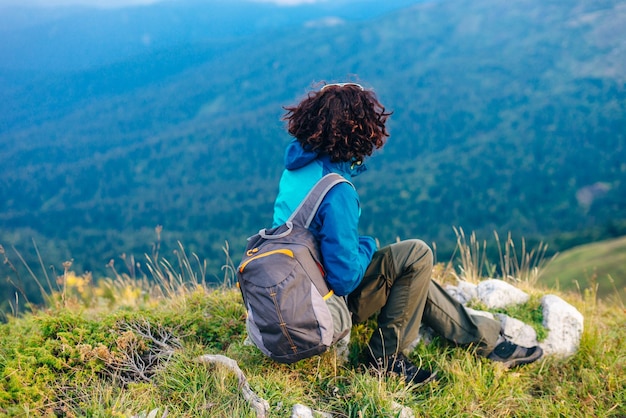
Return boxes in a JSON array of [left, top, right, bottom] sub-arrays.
[[239, 249, 294, 272]]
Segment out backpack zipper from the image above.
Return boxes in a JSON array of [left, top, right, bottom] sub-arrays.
[[239, 248, 334, 300], [239, 248, 294, 272]]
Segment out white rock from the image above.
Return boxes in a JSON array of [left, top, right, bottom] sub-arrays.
[[539, 295, 584, 357], [391, 401, 415, 418], [445, 280, 478, 304], [291, 404, 333, 418], [291, 404, 332, 418], [445, 285, 463, 303], [477, 279, 530, 309], [410, 282, 585, 360], [495, 313, 538, 348], [458, 280, 478, 300], [466, 307, 495, 320], [291, 404, 314, 418]]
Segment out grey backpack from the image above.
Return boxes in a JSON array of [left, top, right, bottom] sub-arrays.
[[237, 173, 350, 363]]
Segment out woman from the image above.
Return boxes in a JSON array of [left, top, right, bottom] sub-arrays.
[[272, 82, 543, 385]]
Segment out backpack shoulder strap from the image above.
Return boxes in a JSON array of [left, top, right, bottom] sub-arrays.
[[288, 173, 353, 228]]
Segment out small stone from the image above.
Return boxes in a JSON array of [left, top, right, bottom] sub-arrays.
[[495, 313, 538, 348], [466, 307, 495, 320], [391, 401, 415, 418], [446, 280, 478, 304], [291, 404, 332, 418], [291, 404, 313, 418], [477, 279, 530, 309]]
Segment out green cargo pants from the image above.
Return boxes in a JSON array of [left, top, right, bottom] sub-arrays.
[[344, 239, 501, 359]]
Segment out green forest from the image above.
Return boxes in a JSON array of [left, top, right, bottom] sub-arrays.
[[1, 0, 625, 305]]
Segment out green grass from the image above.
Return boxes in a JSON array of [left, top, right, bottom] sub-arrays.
[[0, 237, 625, 417], [467, 295, 548, 342], [540, 235, 626, 304], [1, 280, 624, 417]]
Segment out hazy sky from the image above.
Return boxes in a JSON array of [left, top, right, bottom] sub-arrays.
[[0, 0, 324, 8]]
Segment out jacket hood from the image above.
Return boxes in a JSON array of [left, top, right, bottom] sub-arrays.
[[283, 139, 368, 178], [284, 139, 318, 170]]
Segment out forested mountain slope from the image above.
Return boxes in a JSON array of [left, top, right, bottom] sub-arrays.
[[1, 0, 625, 300]]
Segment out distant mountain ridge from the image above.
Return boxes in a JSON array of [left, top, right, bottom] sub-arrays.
[[0, 0, 421, 71], [0, 0, 625, 300]]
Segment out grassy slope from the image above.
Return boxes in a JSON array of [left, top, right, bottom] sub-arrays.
[[0, 262, 624, 417], [540, 235, 626, 303]]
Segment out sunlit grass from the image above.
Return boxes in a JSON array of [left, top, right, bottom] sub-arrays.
[[0, 234, 624, 417], [540, 235, 626, 303]]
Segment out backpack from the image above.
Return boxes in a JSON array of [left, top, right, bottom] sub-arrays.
[[237, 173, 351, 364]]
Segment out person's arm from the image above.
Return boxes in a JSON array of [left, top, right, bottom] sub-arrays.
[[313, 182, 377, 296]]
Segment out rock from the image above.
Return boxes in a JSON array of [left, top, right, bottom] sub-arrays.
[[445, 280, 478, 304], [477, 279, 530, 309], [539, 295, 584, 357], [413, 280, 584, 360], [291, 404, 332, 418], [495, 313, 538, 348], [445, 285, 463, 304], [466, 307, 495, 320], [291, 404, 313, 418], [391, 401, 415, 418]]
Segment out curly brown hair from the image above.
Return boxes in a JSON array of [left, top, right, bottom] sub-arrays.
[[282, 83, 392, 163]]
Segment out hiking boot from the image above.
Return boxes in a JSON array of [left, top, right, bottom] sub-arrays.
[[367, 353, 437, 386], [487, 337, 543, 368]]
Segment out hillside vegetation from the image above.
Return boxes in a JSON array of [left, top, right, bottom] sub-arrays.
[[1, 0, 625, 301], [540, 235, 626, 302], [0, 242, 624, 417]]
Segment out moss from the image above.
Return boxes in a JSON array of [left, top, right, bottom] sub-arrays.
[[467, 295, 549, 341]]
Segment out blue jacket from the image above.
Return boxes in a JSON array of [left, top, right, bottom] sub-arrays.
[[272, 139, 378, 296]]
